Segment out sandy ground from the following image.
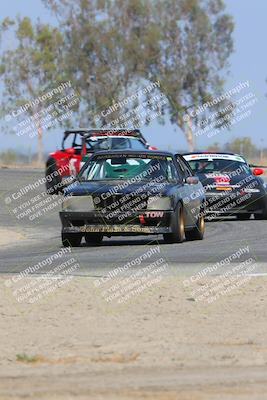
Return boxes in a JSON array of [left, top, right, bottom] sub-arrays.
[[1, 275, 267, 399], [0, 164, 43, 170], [0, 228, 26, 247]]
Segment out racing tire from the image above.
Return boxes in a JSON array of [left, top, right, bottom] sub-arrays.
[[163, 203, 185, 244], [85, 233, 103, 245], [236, 214, 251, 220], [62, 232, 82, 247], [45, 160, 62, 195], [254, 209, 267, 220], [185, 213, 205, 241]]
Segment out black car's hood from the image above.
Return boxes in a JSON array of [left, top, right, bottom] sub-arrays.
[[65, 180, 176, 197]]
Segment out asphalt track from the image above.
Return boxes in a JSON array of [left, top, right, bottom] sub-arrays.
[[0, 168, 266, 277]]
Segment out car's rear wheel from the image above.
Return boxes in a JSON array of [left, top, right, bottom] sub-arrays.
[[46, 159, 62, 195], [236, 214, 251, 220], [85, 233, 103, 245], [185, 213, 205, 241], [62, 233, 82, 247], [163, 203, 185, 244]]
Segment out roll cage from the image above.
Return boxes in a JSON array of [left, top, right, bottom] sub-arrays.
[[61, 129, 147, 151]]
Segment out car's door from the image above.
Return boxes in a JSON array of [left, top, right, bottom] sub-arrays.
[[175, 155, 204, 224], [173, 156, 195, 226]]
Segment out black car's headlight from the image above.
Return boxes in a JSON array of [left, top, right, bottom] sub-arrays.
[[147, 196, 172, 210], [62, 195, 94, 211]]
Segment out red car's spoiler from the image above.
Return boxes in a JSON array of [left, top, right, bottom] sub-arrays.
[[64, 129, 143, 138], [62, 129, 147, 149]]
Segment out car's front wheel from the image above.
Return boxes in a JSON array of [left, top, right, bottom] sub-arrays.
[[163, 203, 185, 244], [185, 213, 205, 241], [85, 233, 103, 245], [236, 214, 251, 220], [254, 209, 267, 220], [62, 233, 82, 247]]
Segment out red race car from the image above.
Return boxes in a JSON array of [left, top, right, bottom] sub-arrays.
[[45, 129, 157, 194]]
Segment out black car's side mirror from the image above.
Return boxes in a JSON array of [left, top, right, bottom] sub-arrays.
[[185, 176, 199, 185]]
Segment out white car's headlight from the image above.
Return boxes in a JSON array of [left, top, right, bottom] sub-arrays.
[[62, 195, 94, 211], [147, 196, 172, 210]]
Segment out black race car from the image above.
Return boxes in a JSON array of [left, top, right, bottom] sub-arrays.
[[183, 152, 267, 220], [60, 150, 206, 246]]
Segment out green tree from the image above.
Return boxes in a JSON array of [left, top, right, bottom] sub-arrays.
[[207, 141, 221, 152], [227, 137, 257, 159], [1, 0, 234, 156], [42, 0, 234, 150], [0, 17, 65, 164], [0, 149, 17, 165]]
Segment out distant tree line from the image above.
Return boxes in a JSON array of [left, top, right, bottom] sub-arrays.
[[1, 137, 267, 166], [207, 137, 267, 162], [0, 0, 234, 162]]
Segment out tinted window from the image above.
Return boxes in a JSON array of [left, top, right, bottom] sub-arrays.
[[179, 157, 193, 177], [80, 155, 177, 182], [187, 159, 250, 174], [85, 137, 147, 151], [176, 157, 190, 179], [129, 139, 147, 150]]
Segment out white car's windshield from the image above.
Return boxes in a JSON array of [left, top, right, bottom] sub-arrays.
[[187, 159, 250, 174]]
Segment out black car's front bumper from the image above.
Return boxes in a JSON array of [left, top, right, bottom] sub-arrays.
[[60, 210, 173, 235], [204, 189, 267, 217]]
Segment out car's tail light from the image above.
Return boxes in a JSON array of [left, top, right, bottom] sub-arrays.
[[253, 168, 264, 176]]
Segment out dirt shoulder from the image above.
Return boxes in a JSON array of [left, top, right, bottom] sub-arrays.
[[0, 275, 267, 399], [0, 228, 26, 247]]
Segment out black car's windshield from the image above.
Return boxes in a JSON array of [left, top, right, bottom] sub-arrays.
[[86, 137, 147, 151], [187, 159, 250, 175], [80, 155, 177, 182]]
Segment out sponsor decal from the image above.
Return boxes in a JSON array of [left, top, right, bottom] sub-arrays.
[[214, 175, 231, 186], [205, 173, 232, 190], [184, 153, 246, 163], [95, 153, 167, 160], [205, 173, 229, 179], [216, 187, 232, 191], [64, 225, 168, 233], [145, 211, 164, 218]]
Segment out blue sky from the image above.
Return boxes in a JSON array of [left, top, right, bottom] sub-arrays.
[[0, 0, 267, 154]]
